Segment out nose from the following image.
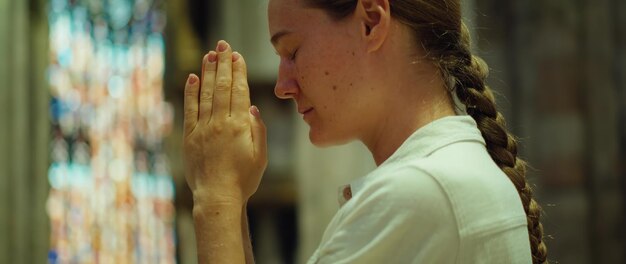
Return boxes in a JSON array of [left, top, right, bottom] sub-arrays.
[[274, 59, 299, 99]]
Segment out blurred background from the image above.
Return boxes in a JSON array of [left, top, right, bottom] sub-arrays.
[[0, 0, 624, 263]]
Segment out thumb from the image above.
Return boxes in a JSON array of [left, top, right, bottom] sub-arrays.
[[249, 105, 267, 161]]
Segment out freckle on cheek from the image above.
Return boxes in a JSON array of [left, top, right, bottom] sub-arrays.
[[325, 71, 329, 76], [333, 85, 337, 91], [352, 51, 355, 56]]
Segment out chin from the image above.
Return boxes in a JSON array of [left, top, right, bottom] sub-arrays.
[[308, 129, 352, 148]]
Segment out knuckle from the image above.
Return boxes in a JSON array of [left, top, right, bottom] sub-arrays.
[[185, 87, 198, 96], [208, 123, 224, 135], [231, 122, 247, 135], [215, 84, 229, 91], [216, 77, 231, 90], [231, 84, 248, 95], [199, 93, 213, 102], [209, 120, 246, 136], [235, 61, 247, 71]]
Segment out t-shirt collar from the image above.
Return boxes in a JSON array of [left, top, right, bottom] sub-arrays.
[[338, 115, 485, 206]]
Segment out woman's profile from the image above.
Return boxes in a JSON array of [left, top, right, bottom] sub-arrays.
[[182, 0, 547, 263]]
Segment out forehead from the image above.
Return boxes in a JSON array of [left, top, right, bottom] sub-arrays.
[[268, 0, 317, 35]]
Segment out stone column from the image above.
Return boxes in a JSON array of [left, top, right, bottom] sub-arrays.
[[582, 0, 624, 261], [0, 0, 50, 263]]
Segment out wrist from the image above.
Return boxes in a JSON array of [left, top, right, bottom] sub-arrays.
[[192, 188, 245, 206], [190, 191, 246, 264], [192, 198, 244, 220]]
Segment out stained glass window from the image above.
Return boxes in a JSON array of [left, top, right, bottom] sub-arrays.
[[46, 0, 175, 263]]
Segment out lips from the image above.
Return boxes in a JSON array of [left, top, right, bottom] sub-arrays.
[[298, 107, 314, 114]]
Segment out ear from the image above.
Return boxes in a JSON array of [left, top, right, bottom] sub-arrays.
[[355, 0, 391, 53]]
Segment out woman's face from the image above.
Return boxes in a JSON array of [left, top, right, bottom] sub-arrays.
[[268, 0, 384, 147]]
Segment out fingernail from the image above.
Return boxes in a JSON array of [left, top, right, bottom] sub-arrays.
[[232, 52, 241, 62], [208, 51, 217, 63], [188, 74, 197, 85], [250, 105, 260, 118], [217, 40, 228, 52]]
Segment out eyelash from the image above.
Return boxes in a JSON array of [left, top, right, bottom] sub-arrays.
[[289, 49, 299, 61]]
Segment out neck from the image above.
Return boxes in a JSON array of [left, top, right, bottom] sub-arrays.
[[361, 68, 456, 166], [365, 100, 455, 166]]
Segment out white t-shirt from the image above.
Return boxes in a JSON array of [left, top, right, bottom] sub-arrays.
[[307, 116, 532, 264]]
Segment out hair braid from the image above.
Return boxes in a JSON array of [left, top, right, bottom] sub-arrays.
[[445, 22, 548, 264]]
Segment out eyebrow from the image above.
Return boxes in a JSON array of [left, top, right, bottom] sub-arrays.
[[271, 30, 292, 46]]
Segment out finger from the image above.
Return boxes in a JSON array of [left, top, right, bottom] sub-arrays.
[[199, 51, 217, 123], [213, 40, 233, 117], [183, 74, 200, 136], [249, 105, 268, 162], [231, 52, 251, 119]]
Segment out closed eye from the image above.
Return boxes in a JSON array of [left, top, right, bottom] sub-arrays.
[[289, 49, 299, 61], [273, 49, 298, 61]]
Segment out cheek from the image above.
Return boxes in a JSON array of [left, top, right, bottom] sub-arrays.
[[298, 37, 364, 111], [304, 52, 355, 89]]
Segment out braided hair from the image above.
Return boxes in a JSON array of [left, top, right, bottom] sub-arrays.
[[305, 0, 548, 262], [446, 23, 548, 263]]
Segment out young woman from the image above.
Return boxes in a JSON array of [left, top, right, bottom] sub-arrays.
[[182, 0, 548, 263]]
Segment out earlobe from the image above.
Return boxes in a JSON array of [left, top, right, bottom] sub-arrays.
[[356, 0, 390, 52]]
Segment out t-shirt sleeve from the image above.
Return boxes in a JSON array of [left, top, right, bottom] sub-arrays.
[[310, 166, 460, 264]]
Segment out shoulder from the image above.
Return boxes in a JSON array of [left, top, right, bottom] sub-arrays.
[[364, 164, 447, 203], [404, 141, 529, 234], [319, 164, 461, 263], [348, 163, 457, 227]]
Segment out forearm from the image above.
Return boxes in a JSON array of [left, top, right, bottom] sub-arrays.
[[242, 203, 255, 264], [193, 201, 246, 264]]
